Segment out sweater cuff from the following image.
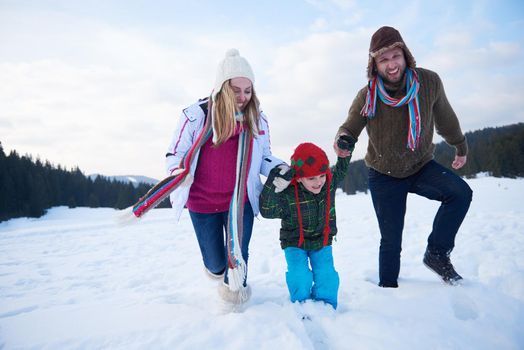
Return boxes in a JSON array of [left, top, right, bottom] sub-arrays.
[[454, 137, 468, 157]]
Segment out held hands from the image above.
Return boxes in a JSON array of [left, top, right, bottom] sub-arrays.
[[334, 134, 356, 158], [272, 164, 294, 193], [337, 134, 356, 152]]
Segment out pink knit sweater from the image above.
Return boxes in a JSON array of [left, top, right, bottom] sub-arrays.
[[187, 125, 246, 213]]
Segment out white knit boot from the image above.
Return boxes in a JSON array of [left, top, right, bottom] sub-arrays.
[[218, 282, 252, 305], [204, 267, 224, 281]]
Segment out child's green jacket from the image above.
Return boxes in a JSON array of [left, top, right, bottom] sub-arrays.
[[259, 156, 350, 250]]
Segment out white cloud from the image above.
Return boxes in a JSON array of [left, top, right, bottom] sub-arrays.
[[260, 29, 370, 163], [416, 26, 524, 133], [488, 41, 520, 58], [452, 72, 524, 131], [306, 0, 356, 11], [434, 32, 473, 49], [310, 18, 328, 31], [0, 59, 175, 176], [0, 11, 266, 178], [1, 2, 523, 179]]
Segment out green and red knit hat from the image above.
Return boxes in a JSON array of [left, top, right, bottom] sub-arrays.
[[290, 142, 332, 247], [291, 143, 330, 180]]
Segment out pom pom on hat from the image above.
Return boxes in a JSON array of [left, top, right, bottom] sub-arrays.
[[291, 143, 330, 179], [212, 48, 255, 101]]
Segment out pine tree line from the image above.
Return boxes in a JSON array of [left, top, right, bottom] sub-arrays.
[[1, 123, 522, 222], [340, 123, 524, 194], [0, 143, 168, 222]]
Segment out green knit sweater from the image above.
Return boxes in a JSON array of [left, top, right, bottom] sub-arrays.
[[338, 67, 467, 178], [259, 156, 350, 251]]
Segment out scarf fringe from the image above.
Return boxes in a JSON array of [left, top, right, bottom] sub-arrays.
[[227, 261, 247, 291], [115, 206, 139, 227]]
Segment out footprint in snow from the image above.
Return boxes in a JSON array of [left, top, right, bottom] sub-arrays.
[[450, 288, 479, 321]]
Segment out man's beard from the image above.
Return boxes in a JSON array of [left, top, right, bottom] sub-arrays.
[[379, 67, 406, 88]]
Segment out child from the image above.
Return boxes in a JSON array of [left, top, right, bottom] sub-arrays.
[[260, 141, 353, 309]]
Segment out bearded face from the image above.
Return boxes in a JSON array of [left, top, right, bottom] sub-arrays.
[[375, 47, 407, 84]]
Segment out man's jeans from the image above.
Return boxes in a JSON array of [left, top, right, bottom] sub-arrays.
[[189, 202, 254, 285], [368, 160, 473, 286]]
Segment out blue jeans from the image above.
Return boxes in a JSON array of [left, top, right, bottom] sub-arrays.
[[189, 202, 254, 285], [284, 246, 339, 309], [368, 160, 473, 286]]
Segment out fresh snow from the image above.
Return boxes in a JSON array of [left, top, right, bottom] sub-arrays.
[[1, 177, 523, 349]]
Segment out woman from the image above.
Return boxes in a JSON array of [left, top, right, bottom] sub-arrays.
[[165, 49, 284, 306]]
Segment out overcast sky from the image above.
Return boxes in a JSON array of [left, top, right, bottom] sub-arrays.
[[1, 0, 523, 179]]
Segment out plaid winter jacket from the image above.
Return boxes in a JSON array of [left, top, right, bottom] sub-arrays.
[[260, 156, 350, 250]]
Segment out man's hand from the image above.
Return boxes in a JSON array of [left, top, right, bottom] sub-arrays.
[[334, 134, 356, 158], [273, 164, 294, 193], [452, 155, 467, 169]]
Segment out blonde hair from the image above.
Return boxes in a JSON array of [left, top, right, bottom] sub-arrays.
[[212, 80, 260, 146]]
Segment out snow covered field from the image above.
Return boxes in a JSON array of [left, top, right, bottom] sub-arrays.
[[1, 176, 523, 349]]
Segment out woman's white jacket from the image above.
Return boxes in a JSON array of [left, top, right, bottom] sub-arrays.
[[165, 98, 283, 221]]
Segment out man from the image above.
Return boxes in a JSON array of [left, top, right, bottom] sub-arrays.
[[334, 26, 473, 288]]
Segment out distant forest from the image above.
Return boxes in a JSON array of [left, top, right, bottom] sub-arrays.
[[340, 123, 524, 194], [1, 123, 523, 222], [0, 145, 170, 222]]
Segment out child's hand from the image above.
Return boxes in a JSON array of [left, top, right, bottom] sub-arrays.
[[337, 135, 356, 152], [273, 164, 294, 193], [334, 134, 356, 158]]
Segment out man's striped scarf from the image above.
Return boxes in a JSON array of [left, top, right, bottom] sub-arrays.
[[130, 102, 253, 291], [361, 68, 421, 150]]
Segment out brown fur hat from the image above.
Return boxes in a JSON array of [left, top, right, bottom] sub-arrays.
[[366, 26, 416, 80]]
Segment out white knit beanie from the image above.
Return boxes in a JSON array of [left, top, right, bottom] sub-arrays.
[[212, 48, 255, 102]]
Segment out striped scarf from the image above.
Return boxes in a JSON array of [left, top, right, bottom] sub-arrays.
[[361, 68, 421, 150], [130, 101, 253, 291]]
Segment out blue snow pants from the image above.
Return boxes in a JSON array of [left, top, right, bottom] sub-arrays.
[[284, 246, 339, 309]]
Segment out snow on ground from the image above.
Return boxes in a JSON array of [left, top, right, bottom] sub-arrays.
[[1, 177, 523, 349]]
